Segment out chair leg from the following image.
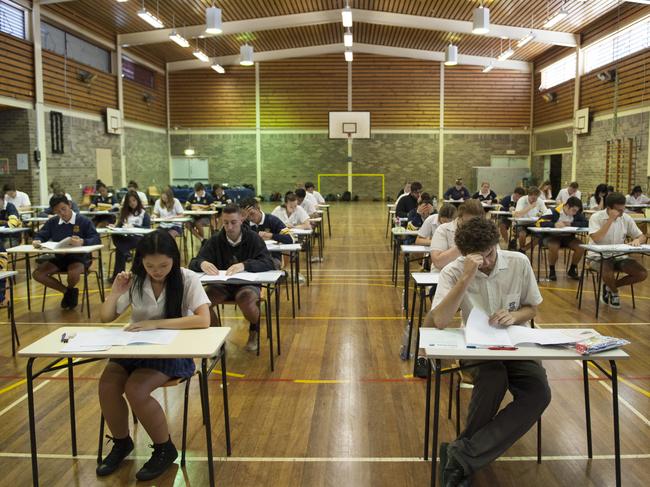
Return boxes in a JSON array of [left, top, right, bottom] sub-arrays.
[[198, 371, 206, 426], [97, 414, 105, 464], [181, 376, 191, 467], [447, 373, 454, 420], [537, 417, 542, 464], [631, 283, 636, 308], [455, 376, 461, 437]]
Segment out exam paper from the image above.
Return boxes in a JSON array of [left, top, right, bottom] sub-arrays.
[[419, 328, 460, 349]]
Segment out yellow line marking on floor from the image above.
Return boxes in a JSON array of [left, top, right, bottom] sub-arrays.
[[0, 379, 26, 395], [541, 286, 650, 301], [587, 362, 650, 399], [211, 370, 246, 378]]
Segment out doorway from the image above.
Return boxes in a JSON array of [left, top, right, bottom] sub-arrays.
[[549, 154, 562, 198]]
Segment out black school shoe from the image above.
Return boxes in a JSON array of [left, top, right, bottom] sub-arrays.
[[135, 438, 178, 481], [440, 443, 470, 487], [60, 288, 71, 309], [96, 435, 134, 476], [68, 288, 79, 309]]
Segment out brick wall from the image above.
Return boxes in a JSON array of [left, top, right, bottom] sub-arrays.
[[0, 108, 37, 199], [124, 127, 169, 191]]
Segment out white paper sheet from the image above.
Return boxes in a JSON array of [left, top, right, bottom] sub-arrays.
[[419, 328, 460, 349], [464, 308, 512, 347], [198, 271, 280, 282], [60, 329, 178, 351], [40, 237, 72, 250]]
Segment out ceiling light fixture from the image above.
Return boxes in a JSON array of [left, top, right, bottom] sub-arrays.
[[240, 44, 254, 66], [211, 63, 225, 74], [169, 31, 190, 48], [205, 5, 223, 34], [344, 27, 353, 47], [542, 7, 568, 29], [497, 48, 514, 61], [193, 49, 210, 63], [472, 5, 490, 34], [444, 44, 458, 66], [482, 63, 494, 73], [137, 1, 164, 28], [342, 2, 352, 28], [517, 32, 535, 47], [344, 49, 353, 62]]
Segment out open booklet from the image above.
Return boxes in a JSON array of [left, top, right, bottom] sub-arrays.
[[197, 270, 280, 282], [586, 243, 650, 252], [40, 237, 73, 250], [464, 308, 576, 348], [61, 329, 178, 352]]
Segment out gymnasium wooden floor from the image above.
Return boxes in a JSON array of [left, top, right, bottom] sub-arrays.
[[0, 202, 648, 486]]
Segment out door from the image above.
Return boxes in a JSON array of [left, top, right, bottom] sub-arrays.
[[549, 154, 562, 198], [96, 148, 113, 186]]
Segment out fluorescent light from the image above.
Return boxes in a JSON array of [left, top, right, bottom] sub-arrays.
[[444, 44, 458, 66], [192, 49, 210, 63], [344, 49, 353, 62], [497, 48, 514, 61], [117, 0, 129, 3], [472, 6, 490, 34], [517, 32, 535, 47], [342, 6, 352, 27], [482, 63, 495, 73], [240, 44, 254, 66], [344, 29, 353, 47], [211, 63, 225, 74], [184, 148, 195, 156], [205, 6, 222, 34], [169, 31, 190, 48], [542, 9, 568, 29], [137, 8, 164, 29]]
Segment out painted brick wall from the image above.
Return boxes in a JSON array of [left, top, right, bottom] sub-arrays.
[[0, 108, 37, 199], [124, 127, 169, 191]]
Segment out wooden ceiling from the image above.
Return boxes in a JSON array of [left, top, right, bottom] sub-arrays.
[[42, 0, 630, 66]]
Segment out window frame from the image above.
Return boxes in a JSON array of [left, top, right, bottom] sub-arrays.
[[539, 53, 577, 91], [0, 0, 27, 40]]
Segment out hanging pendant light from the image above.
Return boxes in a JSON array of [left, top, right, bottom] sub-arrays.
[[240, 44, 254, 66], [472, 5, 490, 34], [444, 44, 458, 66], [205, 5, 222, 34]]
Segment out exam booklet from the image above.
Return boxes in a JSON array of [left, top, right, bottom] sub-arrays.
[[61, 329, 178, 352], [40, 237, 73, 250]]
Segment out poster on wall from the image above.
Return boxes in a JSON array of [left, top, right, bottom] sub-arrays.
[[0, 158, 8, 175], [17, 153, 28, 171]]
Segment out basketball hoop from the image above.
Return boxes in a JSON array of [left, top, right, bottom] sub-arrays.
[[342, 122, 357, 139]]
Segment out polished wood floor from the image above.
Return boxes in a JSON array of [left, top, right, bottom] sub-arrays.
[[0, 202, 648, 486]]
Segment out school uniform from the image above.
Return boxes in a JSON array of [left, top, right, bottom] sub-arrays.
[[555, 188, 581, 204], [154, 198, 184, 234], [300, 195, 318, 216], [537, 203, 588, 247], [91, 194, 119, 225], [429, 220, 458, 270], [248, 212, 293, 244], [588, 196, 603, 210], [112, 268, 211, 378], [187, 192, 214, 226], [443, 186, 470, 201], [34, 212, 100, 269], [498, 194, 518, 227], [625, 194, 650, 205], [587, 210, 644, 263], [432, 250, 550, 477], [0, 201, 19, 225], [43, 193, 79, 215], [417, 214, 440, 240], [5, 190, 31, 209], [472, 190, 497, 203], [395, 193, 418, 218], [111, 211, 151, 279], [515, 196, 549, 218], [308, 190, 325, 204], [272, 205, 310, 227]]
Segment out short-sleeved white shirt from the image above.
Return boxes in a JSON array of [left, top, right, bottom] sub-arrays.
[[310, 190, 326, 204], [430, 219, 457, 252], [556, 188, 581, 204], [626, 194, 650, 205], [587, 209, 643, 258], [154, 198, 184, 228], [116, 268, 210, 322], [5, 190, 31, 208], [431, 249, 543, 327], [272, 205, 310, 226], [418, 214, 440, 239], [515, 196, 549, 218], [300, 196, 318, 215]]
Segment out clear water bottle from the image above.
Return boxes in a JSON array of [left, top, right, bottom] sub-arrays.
[[399, 324, 411, 360], [432, 196, 438, 209]]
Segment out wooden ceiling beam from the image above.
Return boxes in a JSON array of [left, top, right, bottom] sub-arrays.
[[120, 8, 577, 48], [166, 43, 531, 73]]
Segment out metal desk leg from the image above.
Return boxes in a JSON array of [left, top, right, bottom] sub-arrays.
[[67, 358, 77, 456], [266, 286, 275, 371], [275, 282, 281, 356], [413, 287, 426, 377], [9, 276, 19, 356], [424, 358, 432, 460], [295, 251, 301, 309], [595, 257, 604, 318], [582, 361, 593, 458], [610, 360, 621, 487], [577, 252, 587, 305], [220, 347, 232, 456], [430, 359, 442, 487], [405, 282, 418, 360], [326, 206, 331, 237], [26, 253, 32, 311], [403, 254, 410, 313], [200, 359, 215, 487], [26, 358, 39, 487]]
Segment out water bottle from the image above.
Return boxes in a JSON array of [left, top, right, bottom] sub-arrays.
[[399, 324, 411, 360], [432, 196, 438, 209]]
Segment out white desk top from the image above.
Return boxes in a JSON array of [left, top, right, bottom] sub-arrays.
[[19, 326, 230, 359], [152, 217, 193, 223], [411, 271, 440, 285], [580, 243, 650, 253], [510, 217, 540, 224], [98, 227, 155, 236], [401, 244, 430, 254], [291, 228, 313, 235], [387, 204, 396, 208], [443, 199, 466, 203], [7, 244, 103, 255], [80, 210, 117, 216], [199, 270, 283, 284], [309, 217, 323, 223], [266, 243, 301, 252], [184, 210, 218, 216], [420, 328, 629, 361], [0, 227, 30, 234], [318, 204, 330, 208], [0, 270, 18, 279], [489, 210, 513, 216], [528, 226, 589, 234], [392, 228, 420, 236], [625, 204, 650, 209], [24, 217, 51, 223]]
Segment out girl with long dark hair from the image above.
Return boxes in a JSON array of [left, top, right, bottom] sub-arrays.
[[110, 190, 151, 280]]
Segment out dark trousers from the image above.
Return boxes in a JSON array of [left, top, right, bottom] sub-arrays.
[[111, 235, 141, 278], [450, 360, 551, 475]]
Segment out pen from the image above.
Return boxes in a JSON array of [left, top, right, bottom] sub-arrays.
[[488, 346, 518, 350], [61, 333, 67, 343]]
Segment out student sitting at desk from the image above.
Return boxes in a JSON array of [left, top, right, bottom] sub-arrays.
[[588, 183, 609, 210], [295, 188, 318, 217], [498, 186, 525, 250], [96, 230, 211, 481], [110, 190, 151, 282], [395, 181, 422, 218], [513, 186, 550, 251], [89, 180, 119, 228], [185, 182, 214, 241], [0, 191, 20, 226], [189, 205, 275, 351], [472, 182, 497, 203], [430, 199, 484, 271], [32, 194, 100, 309], [407, 194, 434, 229], [44, 182, 79, 215], [241, 198, 293, 244], [425, 217, 550, 487], [272, 192, 312, 229], [443, 178, 470, 202], [536, 196, 587, 280], [124, 180, 148, 207], [539, 180, 553, 201], [2, 183, 31, 212], [153, 187, 184, 237], [626, 185, 650, 208], [415, 204, 456, 247], [556, 181, 581, 205], [305, 181, 326, 204], [588, 192, 647, 309], [0, 249, 7, 308]]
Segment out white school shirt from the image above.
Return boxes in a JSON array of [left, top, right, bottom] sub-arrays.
[[515, 196, 549, 218], [626, 194, 650, 205], [310, 190, 326, 204], [300, 196, 318, 215], [154, 198, 184, 228], [5, 190, 31, 208], [556, 188, 581, 204], [122, 191, 148, 207], [418, 214, 440, 240], [272, 205, 310, 226], [430, 219, 457, 252], [48, 192, 73, 203], [587, 210, 643, 259], [123, 211, 147, 228], [116, 268, 211, 323], [431, 249, 543, 326], [588, 196, 602, 210]]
